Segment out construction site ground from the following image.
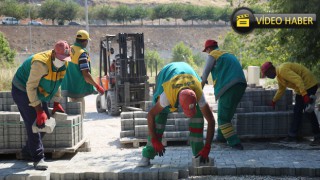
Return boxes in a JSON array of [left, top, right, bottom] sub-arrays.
[[1, 85, 320, 180]]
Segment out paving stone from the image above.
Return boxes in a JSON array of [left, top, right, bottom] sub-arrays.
[[217, 165, 237, 176]]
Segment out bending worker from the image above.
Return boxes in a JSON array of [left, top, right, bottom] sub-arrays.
[[261, 61, 320, 145], [11, 40, 71, 170], [137, 62, 215, 167], [201, 39, 247, 150]]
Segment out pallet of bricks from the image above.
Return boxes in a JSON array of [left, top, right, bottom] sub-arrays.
[[0, 91, 90, 159], [233, 87, 313, 138], [120, 111, 196, 147]]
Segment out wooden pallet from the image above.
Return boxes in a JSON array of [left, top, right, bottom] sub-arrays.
[[120, 137, 189, 148], [0, 137, 90, 159]]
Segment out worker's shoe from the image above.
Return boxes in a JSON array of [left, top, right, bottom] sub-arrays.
[[33, 158, 48, 170], [137, 157, 150, 167], [310, 137, 320, 146], [280, 136, 298, 143], [231, 143, 244, 150]]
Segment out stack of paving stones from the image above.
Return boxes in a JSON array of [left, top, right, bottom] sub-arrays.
[[120, 111, 192, 147], [233, 87, 313, 138], [0, 91, 84, 151]]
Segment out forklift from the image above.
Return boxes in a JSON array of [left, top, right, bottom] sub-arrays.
[[96, 33, 151, 116]]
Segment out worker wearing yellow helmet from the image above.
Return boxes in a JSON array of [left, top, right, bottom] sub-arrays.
[[61, 30, 104, 117]]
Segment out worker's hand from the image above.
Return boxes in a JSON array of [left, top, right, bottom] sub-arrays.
[[36, 110, 47, 128], [52, 102, 65, 115], [151, 137, 165, 156], [95, 84, 105, 95], [303, 95, 311, 104], [195, 143, 211, 163]]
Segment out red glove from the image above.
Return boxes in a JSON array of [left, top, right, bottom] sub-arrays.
[[151, 137, 165, 156], [271, 101, 276, 109], [52, 102, 65, 114], [36, 110, 47, 128], [195, 143, 211, 163], [95, 84, 105, 95], [303, 95, 311, 104]]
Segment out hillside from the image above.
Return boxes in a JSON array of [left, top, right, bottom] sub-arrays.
[[0, 25, 231, 63]]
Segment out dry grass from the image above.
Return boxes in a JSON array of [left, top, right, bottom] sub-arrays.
[[0, 65, 17, 91]]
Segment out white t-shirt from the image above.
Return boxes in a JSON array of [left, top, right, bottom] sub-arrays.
[[159, 92, 207, 108]]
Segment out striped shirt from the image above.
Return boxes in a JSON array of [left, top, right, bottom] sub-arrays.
[[79, 52, 89, 70]]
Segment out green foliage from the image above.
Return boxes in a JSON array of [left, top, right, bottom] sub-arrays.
[[39, 0, 61, 24], [95, 5, 113, 25], [172, 42, 196, 68], [0, 32, 16, 64], [58, 0, 80, 22], [131, 5, 149, 25], [145, 49, 164, 77], [0, 0, 24, 19], [182, 5, 202, 25], [112, 5, 132, 25]]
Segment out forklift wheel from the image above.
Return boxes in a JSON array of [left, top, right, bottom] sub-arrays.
[[96, 95, 106, 113]]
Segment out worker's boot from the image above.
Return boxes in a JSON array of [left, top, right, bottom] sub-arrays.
[[137, 157, 150, 167]]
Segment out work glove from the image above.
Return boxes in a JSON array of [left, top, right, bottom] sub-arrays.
[[303, 95, 311, 104], [36, 110, 47, 128], [95, 84, 105, 95], [271, 101, 276, 109], [195, 143, 211, 163], [52, 102, 65, 115], [151, 137, 166, 157]]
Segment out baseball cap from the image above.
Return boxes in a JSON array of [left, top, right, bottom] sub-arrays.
[[202, 39, 218, 52], [261, 61, 273, 78], [54, 40, 71, 61], [179, 89, 197, 118], [76, 30, 91, 40]]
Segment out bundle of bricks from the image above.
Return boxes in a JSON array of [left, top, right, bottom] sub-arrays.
[[233, 87, 313, 138], [0, 91, 84, 151], [120, 111, 193, 147]]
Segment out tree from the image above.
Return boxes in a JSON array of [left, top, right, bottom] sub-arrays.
[[152, 4, 168, 25], [131, 5, 148, 26], [39, 0, 61, 25], [58, 0, 80, 22], [167, 4, 184, 25], [182, 5, 202, 25], [172, 42, 196, 68], [112, 5, 131, 25], [0, 0, 24, 19], [145, 49, 163, 77], [0, 32, 16, 64], [95, 5, 113, 25], [219, 6, 232, 24], [203, 6, 220, 24]]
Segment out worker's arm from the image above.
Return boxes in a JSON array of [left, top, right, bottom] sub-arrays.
[[273, 82, 286, 102], [198, 95, 215, 146], [81, 69, 99, 87], [147, 100, 164, 139], [26, 61, 48, 109], [201, 55, 216, 88]]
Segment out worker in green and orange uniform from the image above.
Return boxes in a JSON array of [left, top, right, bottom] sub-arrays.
[[201, 39, 247, 150], [61, 30, 104, 117], [137, 62, 215, 167], [261, 61, 320, 145], [11, 40, 71, 170]]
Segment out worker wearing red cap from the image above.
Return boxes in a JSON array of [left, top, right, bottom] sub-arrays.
[[201, 39, 247, 150], [261, 62, 320, 145], [137, 62, 216, 167]]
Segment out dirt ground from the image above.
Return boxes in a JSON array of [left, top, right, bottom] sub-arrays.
[[0, 25, 230, 60]]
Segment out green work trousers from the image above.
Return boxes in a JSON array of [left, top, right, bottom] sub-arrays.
[[217, 83, 246, 146]]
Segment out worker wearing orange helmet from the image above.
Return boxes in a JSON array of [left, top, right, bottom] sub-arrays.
[[261, 61, 320, 145], [137, 62, 215, 167], [201, 39, 247, 150]]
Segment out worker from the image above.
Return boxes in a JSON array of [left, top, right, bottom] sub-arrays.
[[11, 40, 71, 170], [201, 39, 247, 150], [137, 62, 215, 167], [61, 30, 104, 117], [261, 62, 320, 145]]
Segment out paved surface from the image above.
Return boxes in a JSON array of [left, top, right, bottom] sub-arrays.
[[1, 87, 320, 179]]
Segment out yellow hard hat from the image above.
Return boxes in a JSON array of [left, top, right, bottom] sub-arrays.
[[76, 30, 91, 40]]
